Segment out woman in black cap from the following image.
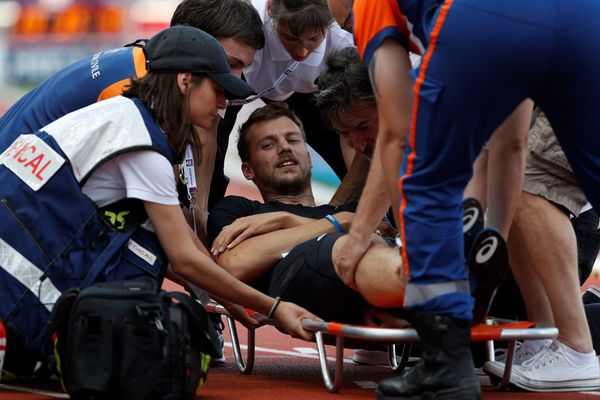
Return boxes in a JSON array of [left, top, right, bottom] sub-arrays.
[[0, 25, 316, 373]]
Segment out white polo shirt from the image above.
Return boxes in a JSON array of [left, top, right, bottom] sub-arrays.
[[244, 0, 355, 101]]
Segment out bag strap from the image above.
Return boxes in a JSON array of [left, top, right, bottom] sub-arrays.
[[162, 292, 221, 358], [47, 287, 81, 381], [48, 287, 80, 336]]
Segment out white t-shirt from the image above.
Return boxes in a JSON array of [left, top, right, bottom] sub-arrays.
[[244, 0, 355, 101], [82, 150, 179, 208]]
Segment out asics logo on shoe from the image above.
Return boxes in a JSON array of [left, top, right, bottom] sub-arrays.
[[463, 206, 480, 233], [475, 236, 498, 264]]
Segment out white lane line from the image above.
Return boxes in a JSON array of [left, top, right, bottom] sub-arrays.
[[354, 381, 377, 389], [0, 383, 69, 398], [293, 347, 318, 354], [224, 342, 354, 364]]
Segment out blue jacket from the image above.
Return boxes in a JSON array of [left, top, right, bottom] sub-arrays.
[[0, 45, 146, 152]]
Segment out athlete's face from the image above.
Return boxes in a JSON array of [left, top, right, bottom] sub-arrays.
[[182, 75, 227, 129], [242, 116, 312, 195], [218, 37, 256, 77], [276, 25, 325, 62], [330, 102, 378, 160]]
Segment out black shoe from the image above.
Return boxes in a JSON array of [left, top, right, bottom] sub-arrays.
[[462, 198, 484, 261], [208, 313, 226, 366], [572, 208, 600, 285], [376, 311, 481, 400], [468, 227, 509, 325]]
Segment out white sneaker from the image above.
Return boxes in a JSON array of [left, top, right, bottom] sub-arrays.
[[494, 340, 542, 365], [484, 340, 547, 384], [510, 341, 600, 392]]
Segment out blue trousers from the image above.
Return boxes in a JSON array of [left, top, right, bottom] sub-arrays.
[[401, 0, 600, 319]]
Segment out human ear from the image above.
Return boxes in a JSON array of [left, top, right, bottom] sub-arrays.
[[177, 72, 193, 95], [241, 162, 255, 181]]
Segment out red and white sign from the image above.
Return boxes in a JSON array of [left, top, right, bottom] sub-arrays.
[[0, 134, 66, 191], [127, 239, 157, 266]]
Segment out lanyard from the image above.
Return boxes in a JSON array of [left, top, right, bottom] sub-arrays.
[[181, 145, 217, 305], [183, 144, 198, 234], [229, 61, 300, 106]]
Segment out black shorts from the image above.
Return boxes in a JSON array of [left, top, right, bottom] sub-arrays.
[[267, 233, 368, 325]]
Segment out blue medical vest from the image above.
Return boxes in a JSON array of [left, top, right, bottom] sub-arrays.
[[0, 96, 172, 356]]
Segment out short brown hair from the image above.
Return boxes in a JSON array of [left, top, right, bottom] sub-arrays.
[[237, 102, 305, 162], [270, 0, 333, 37], [171, 0, 264, 50]]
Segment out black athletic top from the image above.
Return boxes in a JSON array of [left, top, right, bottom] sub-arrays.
[[207, 195, 356, 245]]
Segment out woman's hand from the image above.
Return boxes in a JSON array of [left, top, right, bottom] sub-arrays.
[[272, 301, 320, 341], [222, 302, 262, 329]]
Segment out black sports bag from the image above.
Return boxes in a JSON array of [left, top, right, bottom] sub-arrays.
[[49, 278, 221, 399]]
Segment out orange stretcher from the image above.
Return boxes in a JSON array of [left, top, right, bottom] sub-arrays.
[[204, 302, 558, 393]]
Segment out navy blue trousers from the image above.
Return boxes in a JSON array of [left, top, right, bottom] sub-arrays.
[[401, 0, 600, 319]]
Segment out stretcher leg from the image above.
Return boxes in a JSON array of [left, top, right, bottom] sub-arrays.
[[314, 331, 345, 392], [391, 344, 412, 372], [226, 315, 255, 374]]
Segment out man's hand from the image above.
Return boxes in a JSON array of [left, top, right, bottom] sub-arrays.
[[272, 301, 319, 341], [211, 212, 290, 255], [333, 231, 372, 289]]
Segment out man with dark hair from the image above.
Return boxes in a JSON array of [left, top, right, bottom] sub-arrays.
[[207, 102, 407, 325], [315, 47, 377, 161], [171, 0, 265, 56], [171, 0, 264, 76]]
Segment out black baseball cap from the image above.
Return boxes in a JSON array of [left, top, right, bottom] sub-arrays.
[[144, 25, 255, 100]]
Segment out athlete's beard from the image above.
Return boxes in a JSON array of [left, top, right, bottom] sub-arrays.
[[267, 168, 312, 196]]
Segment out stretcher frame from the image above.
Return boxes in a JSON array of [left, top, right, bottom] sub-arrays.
[[204, 302, 558, 393]]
